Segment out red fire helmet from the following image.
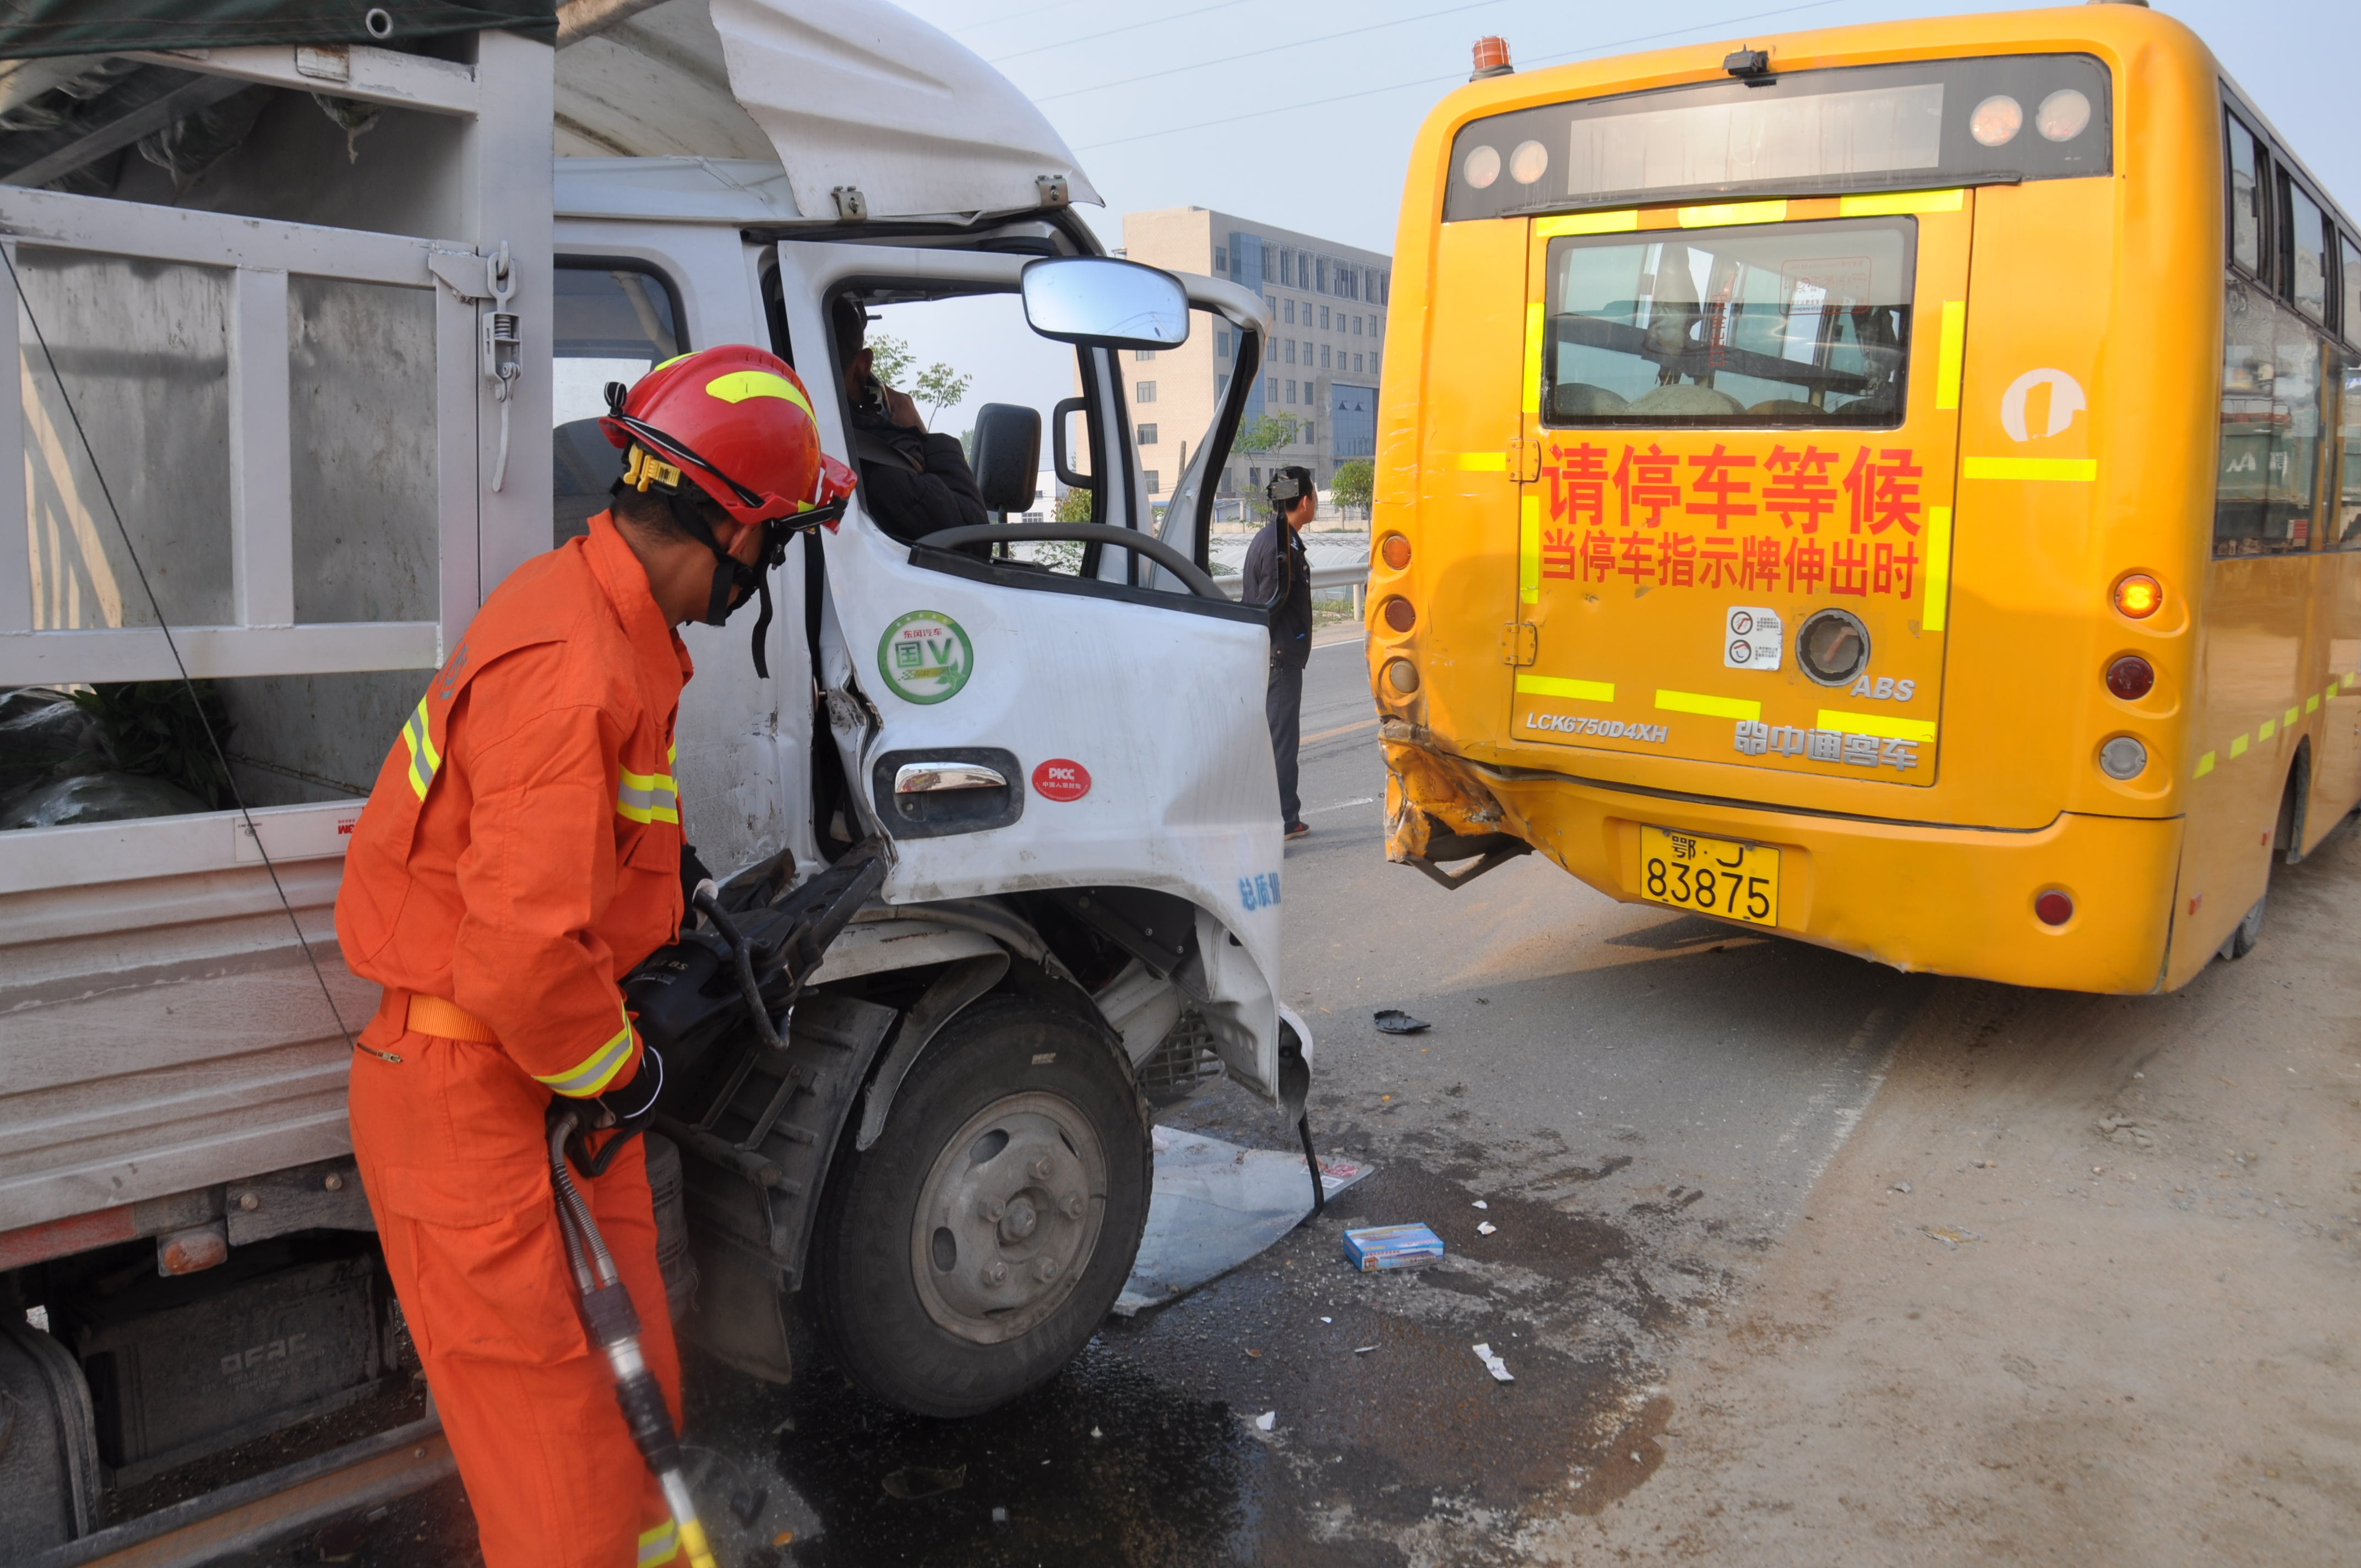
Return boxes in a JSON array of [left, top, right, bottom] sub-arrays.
[[599, 345, 855, 529]]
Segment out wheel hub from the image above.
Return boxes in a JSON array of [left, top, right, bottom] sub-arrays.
[[911, 1091, 1108, 1344]]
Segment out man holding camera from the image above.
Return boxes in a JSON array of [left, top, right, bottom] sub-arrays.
[[1242, 466, 1317, 840]]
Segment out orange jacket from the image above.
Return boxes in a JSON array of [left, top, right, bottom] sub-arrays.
[[336, 511, 692, 1097]]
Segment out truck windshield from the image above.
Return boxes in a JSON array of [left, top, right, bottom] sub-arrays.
[[1543, 217, 1912, 426]]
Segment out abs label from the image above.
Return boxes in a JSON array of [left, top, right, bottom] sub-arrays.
[[1527, 713, 1669, 742], [1847, 674, 1917, 701]]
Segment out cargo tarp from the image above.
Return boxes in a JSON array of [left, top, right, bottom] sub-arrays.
[[0, 2, 556, 61]]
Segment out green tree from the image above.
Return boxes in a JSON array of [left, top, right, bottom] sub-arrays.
[[913, 362, 972, 423], [1230, 412, 1298, 456], [1331, 458, 1374, 516], [1054, 484, 1094, 523], [864, 332, 913, 386]]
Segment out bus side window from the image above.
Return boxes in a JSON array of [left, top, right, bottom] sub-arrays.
[[2343, 235, 2361, 350], [2283, 176, 2329, 320], [2216, 278, 2328, 557], [2340, 352, 2361, 549], [2227, 113, 2265, 277]]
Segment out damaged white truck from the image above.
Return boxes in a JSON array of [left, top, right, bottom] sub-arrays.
[[0, 1, 1304, 1555]]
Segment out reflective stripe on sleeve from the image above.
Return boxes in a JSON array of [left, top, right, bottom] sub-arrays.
[[399, 695, 442, 801], [637, 1520, 679, 1566], [537, 1006, 637, 1098], [617, 765, 680, 824]]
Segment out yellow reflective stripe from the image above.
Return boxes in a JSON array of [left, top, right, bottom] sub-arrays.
[[399, 695, 441, 802], [617, 765, 681, 825], [2228, 733, 2248, 758], [1678, 199, 1787, 228], [1451, 451, 1507, 471], [1816, 709, 1936, 743], [2286, 706, 2300, 728], [1655, 689, 1760, 721], [1536, 209, 1638, 237], [1519, 492, 1540, 605], [1522, 302, 1543, 415], [1962, 455, 2097, 482], [1934, 302, 1966, 411], [2194, 751, 2216, 778], [2259, 717, 2276, 741], [1921, 505, 1954, 633], [1837, 188, 1965, 216], [538, 1008, 636, 1098], [704, 369, 814, 421], [1518, 674, 1613, 702], [2306, 694, 2321, 714], [638, 1521, 679, 1567]]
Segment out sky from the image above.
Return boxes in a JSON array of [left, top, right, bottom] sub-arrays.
[[875, 0, 2360, 444]]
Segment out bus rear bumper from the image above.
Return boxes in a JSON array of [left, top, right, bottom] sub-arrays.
[[1388, 738, 2182, 993]]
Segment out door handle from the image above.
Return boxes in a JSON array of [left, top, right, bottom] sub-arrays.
[[894, 761, 1009, 794]]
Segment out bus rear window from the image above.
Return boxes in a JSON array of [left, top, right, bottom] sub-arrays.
[[1446, 55, 2109, 222], [1542, 217, 1911, 427]]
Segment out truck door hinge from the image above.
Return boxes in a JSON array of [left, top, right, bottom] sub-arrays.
[[1501, 622, 1536, 666], [1508, 437, 1541, 482]]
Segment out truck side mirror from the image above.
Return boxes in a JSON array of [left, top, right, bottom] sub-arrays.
[[971, 402, 1042, 514], [1021, 257, 1188, 350]]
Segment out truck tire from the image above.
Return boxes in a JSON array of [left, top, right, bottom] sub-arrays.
[[809, 993, 1149, 1418]]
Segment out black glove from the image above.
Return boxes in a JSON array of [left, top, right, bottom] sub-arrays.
[[596, 1043, 665, 1129], [680, 842, 714, 922]]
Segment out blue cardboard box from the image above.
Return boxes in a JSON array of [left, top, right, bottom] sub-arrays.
[[1342, 1223, 1445, 1271]]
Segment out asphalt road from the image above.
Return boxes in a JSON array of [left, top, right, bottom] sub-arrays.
[[240, 634, 1953, 1568]]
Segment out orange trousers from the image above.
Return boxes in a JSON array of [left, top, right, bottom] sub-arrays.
[[350, 1028, 684, 1568]]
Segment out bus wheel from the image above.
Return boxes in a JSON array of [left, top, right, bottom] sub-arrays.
[[2220, 892, 2265, 961], [808, 994, 1150, 1418]]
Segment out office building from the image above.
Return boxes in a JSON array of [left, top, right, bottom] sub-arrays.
[[1119, 206, 1390, 505]]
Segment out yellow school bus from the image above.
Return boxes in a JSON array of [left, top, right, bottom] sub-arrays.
[[1368, 4, 2361, 992]]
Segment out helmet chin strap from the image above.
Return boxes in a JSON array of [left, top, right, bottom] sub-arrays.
[[663, 491, 775, 676]]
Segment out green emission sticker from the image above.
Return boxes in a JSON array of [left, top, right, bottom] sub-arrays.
[[878, 610, 974, 704]]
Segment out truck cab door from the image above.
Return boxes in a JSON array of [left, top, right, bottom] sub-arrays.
[[767, 241, 1293, 1099]]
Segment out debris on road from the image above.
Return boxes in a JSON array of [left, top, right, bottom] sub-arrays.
[[1891, 1181, 1913, 1193], [1472, 1199, 1489, 1208], [881, 1464, 967, 1500], [1343, 1222, 1445, 1270], [1473, 1343, 1514, 1382], [1921, 1224, 1979, 1248], [1254, 1411, 1277, 1431], [1374, 1009, 1432, 1035], [1477, 1221, 1498, 1235], [1115, 1132, 1375, 1315], [1353, 1344, 1378, 1354]]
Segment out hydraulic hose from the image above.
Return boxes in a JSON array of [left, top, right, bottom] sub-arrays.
[[548, 1111, 720, 1568]]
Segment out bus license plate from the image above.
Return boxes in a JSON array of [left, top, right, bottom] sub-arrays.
[[1638, 826, 1778, 926]]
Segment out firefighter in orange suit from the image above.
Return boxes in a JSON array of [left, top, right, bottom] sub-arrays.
[[335, 345, 853, 1568]]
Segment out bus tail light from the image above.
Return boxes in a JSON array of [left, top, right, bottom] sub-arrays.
[[2104, 655, 2154, 700], [2034, 890, 2074, 927], [2113, 574, 2162, 619], [1380, 533, 1412, 570], [1381, 597, 1416, 633], [1384, 658, 1420, 694], [2099, 736, 2147, 780]]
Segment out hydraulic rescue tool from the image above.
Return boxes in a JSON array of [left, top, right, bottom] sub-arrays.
[[547, 1108, 719, 1568]]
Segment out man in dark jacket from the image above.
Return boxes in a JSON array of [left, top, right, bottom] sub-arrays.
[[1242, 465, 1317, 839], [833, 295, 987, 546]]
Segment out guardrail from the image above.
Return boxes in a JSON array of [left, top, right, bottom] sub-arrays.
[[1212, 563, 1370, 617]]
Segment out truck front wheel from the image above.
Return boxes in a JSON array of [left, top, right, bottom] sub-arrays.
[[809, 994, 1149, 1418]]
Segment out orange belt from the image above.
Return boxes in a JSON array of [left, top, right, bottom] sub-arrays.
[[405, 992, 501, 1044]]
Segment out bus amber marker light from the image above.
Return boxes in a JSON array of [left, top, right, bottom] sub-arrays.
[[1380, 533, 1412, 570], [2034, 891, 2075, 928], [1381, 597, 1416, 633], [1384, 659, 1420, 695], [2113, 574, 2162, 619], [2104, 655, 2155, 701]]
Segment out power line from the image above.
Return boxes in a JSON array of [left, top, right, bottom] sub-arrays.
[[986, 0, 1256, 64], [1070, 0, 1845, 153], [1034, 0, 1514, 105]]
